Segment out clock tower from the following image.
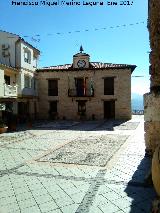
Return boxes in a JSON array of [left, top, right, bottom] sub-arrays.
[[73, 46, 90, 69]]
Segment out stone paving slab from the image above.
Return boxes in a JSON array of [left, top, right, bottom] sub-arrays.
[[0, 132, 31, 146], [0, 116, 156, 213], [114, 122, 140, 130]]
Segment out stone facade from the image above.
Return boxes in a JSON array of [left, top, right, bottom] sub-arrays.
[[148, 0, 160, 90], [37, 52, 136, 120], [144, 93, 160, 153], [144, 0, 160, 206], [144, 0, 160, 155]]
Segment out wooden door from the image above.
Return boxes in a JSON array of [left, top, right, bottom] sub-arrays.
[[104, 101, 115, 119]]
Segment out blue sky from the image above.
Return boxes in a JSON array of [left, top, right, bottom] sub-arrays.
[[0, 0, 150, 95]]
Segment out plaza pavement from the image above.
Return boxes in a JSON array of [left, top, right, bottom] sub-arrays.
[[0, 115, 156, 213]]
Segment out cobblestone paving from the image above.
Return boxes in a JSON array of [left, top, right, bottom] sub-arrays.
[[0, 116, 156, 213]]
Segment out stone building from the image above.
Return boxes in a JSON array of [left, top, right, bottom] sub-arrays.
[[144, 0, 160, 155], [0, 30, 40, 122], [37, 48, 136, 120], [144, 0, 160, 201]]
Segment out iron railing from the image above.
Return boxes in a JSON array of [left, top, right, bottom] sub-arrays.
[[4, 83, 17, 97], [68, 88, 94, 97]]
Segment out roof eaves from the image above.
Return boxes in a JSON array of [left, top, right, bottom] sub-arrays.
[[20, 38, 40, 54], [36, 62, 137, 72]]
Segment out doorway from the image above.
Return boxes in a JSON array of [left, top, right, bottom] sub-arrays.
[[49, 101, 58, 119], [18, 102, 29, 122], [104, 101, 115, 119]]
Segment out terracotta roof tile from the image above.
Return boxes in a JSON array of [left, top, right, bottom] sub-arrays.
[[42, 64, 72, 70], [37, 62, 136, 72]]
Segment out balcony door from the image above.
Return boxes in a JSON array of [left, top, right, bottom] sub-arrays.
[[76, 78, 84, 96]]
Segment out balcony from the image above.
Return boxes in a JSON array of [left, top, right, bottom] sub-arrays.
[[68, 88, 94, 97], [4, 83, 17, 97]]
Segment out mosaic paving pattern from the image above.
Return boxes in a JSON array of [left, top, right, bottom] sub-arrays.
[[39, 135, 128, 166]]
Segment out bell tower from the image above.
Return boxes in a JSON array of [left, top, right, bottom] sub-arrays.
[[73, 46, 90, 69]]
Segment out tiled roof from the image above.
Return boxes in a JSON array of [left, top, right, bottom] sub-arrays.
[[90, 62, 136, 69], [40, 64, 72, 70], [37, 62, 136, 72]]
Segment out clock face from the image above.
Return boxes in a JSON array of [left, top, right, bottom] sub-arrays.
[[77, 60, 86, 68]]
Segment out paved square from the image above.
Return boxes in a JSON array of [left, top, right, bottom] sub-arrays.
[[114, 122, 140, 130], [0, 116, 156, 213]]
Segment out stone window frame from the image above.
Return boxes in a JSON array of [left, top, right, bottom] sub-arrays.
[[47, 78, 59, 96], [103, 76, 115, 95]]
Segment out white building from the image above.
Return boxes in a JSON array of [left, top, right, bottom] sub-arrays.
[[0, 30, 40, 122]]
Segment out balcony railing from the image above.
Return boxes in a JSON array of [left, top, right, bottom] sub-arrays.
[[4, 83, 17, 97], [68, 88, 94, 97], [132, 110, 144, 115]]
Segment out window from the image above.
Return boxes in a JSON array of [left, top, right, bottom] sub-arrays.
[[104, 77, 114, 95], [4, 75, 10, 85], [33, 52, 38, 68], [24, 49, 31, 64], [24, 75, 31, 88], [48, 80, 58, 96]]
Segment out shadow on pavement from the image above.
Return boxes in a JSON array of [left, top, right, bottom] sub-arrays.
[[125, 156, 156, 213], [22, 119, 136, 132]]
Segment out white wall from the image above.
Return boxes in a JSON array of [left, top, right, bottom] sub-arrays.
[[20, 42, 38, 71], [0, 31, 38, 70], [0, 69, 4, 97], [18, 41, 39, 96], [18, 69, 38, 96], [0, 31, 19, 67], [0, 31, 39, 97]]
